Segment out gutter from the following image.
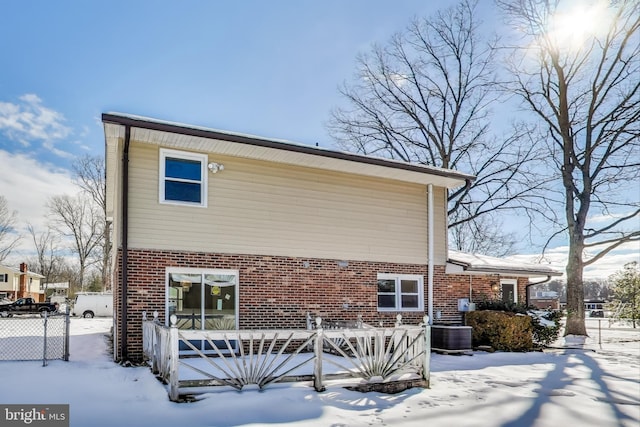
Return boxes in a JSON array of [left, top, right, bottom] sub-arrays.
[[101, 113, 474, 184], [121, 125, 131, 362], [525, 275, 554, 308], [427, 184, 434, 325]]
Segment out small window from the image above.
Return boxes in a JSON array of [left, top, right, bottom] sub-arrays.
[[159, 149, 208, 207], [0, 274, 7, 283], [377, 273, 424, 312]]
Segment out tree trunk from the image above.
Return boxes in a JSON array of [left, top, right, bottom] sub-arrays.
[[564, 234, 587, 336]]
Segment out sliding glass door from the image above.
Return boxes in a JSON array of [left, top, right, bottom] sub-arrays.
[[166, 268, 238, 352]]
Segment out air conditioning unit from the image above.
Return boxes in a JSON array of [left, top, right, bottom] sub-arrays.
[[431, 325, 473, 352]]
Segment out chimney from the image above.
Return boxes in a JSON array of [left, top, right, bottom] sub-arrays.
[[18, 263, 27, 299]]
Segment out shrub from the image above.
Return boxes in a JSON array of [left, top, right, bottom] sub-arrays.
[[466, 311, 533, 351], [530, 309, 563, 347], [472, 299, 563, 349]]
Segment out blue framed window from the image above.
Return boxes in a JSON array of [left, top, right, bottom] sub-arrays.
[[159, 149, 208, 207]]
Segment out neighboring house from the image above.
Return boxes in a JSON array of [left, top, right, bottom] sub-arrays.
[[44, 282, 70, 298], [104, 113, 483, 362], [0, 263, 46, 301], [529, 290, 560, 310], [445, 251, 563, 316]]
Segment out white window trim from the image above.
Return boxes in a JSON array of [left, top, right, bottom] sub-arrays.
[[159, 148, 208, 208], [500, 278, 518, 303], [377, 273, 424, 312]]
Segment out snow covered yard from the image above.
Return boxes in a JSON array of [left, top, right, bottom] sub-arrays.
[[0, 317, 638, 427]]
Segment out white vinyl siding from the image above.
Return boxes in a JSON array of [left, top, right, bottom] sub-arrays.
[[126, 143, 448, 265]]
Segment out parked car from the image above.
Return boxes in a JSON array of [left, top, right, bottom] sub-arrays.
[[72, 293, 113, 318], [0, 297, 59, 317]]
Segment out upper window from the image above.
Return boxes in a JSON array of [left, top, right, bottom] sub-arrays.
[[377, 273, 424, 312], [0, 274, 7, 283], [159, 149, 208, 207]]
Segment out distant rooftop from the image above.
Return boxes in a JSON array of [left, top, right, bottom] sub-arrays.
[[448, 251, 563, 277]]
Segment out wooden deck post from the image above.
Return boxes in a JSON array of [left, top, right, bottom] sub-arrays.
[[422, 315, 431, 387], [168, 314, 180, 401], [313, 317, 325, 392]]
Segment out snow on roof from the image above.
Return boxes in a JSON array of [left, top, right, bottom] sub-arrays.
[[0, 264, 45, 278], [447, 250, 562, 277]]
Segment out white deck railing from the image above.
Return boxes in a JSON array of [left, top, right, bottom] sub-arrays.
[[142, 312, 431, 401]]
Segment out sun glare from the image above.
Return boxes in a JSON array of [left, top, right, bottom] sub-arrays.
[[547, 0, 612, 50]]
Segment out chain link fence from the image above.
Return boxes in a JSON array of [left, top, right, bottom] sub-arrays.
[[0, 310, 70, 365]]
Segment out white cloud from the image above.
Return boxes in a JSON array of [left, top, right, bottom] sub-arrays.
[[0, 94, 72, 153], [588, 211, 640, 224], [508, 240, 640, 281], [0, 149, 79, 261]]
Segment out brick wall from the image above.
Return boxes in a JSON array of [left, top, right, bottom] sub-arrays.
[[116, 249, 439, 361], [113, 248, 531, 362]]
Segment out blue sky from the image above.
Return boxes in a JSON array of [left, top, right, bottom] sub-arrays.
[[0, 1, 637, 278], [1, 0, 452, 165]]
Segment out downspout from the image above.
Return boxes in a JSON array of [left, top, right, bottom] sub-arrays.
[[427, 184, 434, 325], [121, 125, 131, 362], [525, 275, 553, 307]]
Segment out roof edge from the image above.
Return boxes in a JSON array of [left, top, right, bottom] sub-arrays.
[[102, 112, 476, 183]]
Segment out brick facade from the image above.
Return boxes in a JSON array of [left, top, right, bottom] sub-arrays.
[[114, 248, 529, 362]]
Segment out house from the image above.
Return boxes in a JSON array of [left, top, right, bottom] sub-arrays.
[[445, 251, 563, 316], [0, 263, 46, 302], [44, 282, 70, 298], [103, 112, 480, 362], [529, 290, 560, 310]]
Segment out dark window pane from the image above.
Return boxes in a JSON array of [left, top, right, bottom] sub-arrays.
[[166, 158, 202, 181], [400, 280, 418, 293], [377, 279, 396, 293], [378, 295, 396, 308], [165, 181, 201, 203], [401, 295, 418, 308]]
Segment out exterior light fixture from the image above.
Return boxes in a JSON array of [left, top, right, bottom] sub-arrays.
[[208, 162, 224, 173], [491, 282, 500, 293]]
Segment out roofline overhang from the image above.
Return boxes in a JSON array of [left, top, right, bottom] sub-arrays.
[[102, 112, 476, 186], [446, 260, 563, 278]]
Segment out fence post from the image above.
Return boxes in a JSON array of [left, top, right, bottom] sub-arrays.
[[64, 305, 70, 361], [314, 317, 325, 392], [42, 311, 49, 367], [422, 315, 431, 387], [168, 314, 180, 401]]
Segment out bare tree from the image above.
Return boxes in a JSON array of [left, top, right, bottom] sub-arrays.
[[498, 0, 640, 335], [449, 213, 517, 257], [47, 194, 103, 292], [26, 223, 64, 290], [328, 0, 542, 256], [72, 155, 105, 209], [72, 155, 111, 290], [0, 195, 20, 263]]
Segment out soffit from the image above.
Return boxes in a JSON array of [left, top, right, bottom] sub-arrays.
[[103, 116, 474, 188]]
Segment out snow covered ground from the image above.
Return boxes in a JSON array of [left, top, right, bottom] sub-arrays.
[[1, 317, 638, 427]]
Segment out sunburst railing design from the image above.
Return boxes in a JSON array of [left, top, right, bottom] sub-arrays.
[[142, 312, 430, 401], [320, 327, 426, 380], [177, 330, 316, 390]]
